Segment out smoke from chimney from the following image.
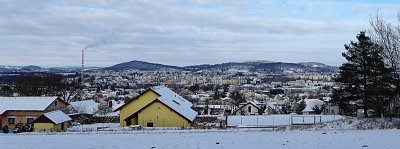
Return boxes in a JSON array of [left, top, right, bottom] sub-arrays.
[[81, 32, 115, 86], [83, 32, 115, 50]]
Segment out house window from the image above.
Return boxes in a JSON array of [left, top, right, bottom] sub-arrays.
[[147, 122, 153, 127], [8, 118, 15, 125], [27, 117, 35, 124], [54, 100, 58, 106], [248, 106, 251, 113]]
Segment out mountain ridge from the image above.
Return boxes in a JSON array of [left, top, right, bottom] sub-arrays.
[[105, 60, 337, 72], [0, 60, 338, 73]]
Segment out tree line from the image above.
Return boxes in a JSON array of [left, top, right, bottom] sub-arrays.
[[0, 73, 80, 102]]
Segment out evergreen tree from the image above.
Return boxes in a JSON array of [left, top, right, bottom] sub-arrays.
[[333, 31, 393, 117], [295, 99, 306, 114], [0, 85, 13, 96]]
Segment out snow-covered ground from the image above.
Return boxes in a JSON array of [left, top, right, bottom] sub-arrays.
[[68, 123, 121, 132], [1, 117, 399, 149], [1, 129, 399, 149]]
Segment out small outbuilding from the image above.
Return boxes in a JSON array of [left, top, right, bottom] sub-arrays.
[[32, 110, 71, 132]]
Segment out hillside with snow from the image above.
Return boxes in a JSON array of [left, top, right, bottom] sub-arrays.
[[1, 117, 399, 149], [1, 129, 399, 149]]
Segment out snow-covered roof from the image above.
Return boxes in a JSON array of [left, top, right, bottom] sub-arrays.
[[323, 97, 332, 102], [235, 101, 262, 113], [43, 110, 71, 124], [69, 100, 98, 115], [70, 99, 124, 116], [94, 100, 123, 117], [110, 100, 124, 111], [301, 99, 324, 112], [0, 96, 58, 115], [248, 101, 261, 108], [152, 86, 197, 121]]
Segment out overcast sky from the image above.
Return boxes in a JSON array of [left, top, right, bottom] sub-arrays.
[[0, 0, 399, 67]]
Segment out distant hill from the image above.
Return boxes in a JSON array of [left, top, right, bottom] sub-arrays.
[[0, 65, 20, 72], [0, 65, 80, 73], [243, 60, 274, 63], [0, 61, 337, 73], [105, 60, 181, 71], [105, 60, 337, 72], [21, 65, 42, 71]]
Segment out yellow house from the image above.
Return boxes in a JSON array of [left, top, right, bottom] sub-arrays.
[[116, 86, 197, 127], [32, 110, 71, 132]]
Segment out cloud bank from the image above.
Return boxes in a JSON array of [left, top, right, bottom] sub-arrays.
[[0, 0, 399, 67]]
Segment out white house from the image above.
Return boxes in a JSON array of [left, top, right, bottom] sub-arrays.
[[234, 101, 261, 115]]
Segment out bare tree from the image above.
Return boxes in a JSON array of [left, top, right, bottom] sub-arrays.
[[369, 11, 400, 117], [59, 79, 81, 103], [370, 12, 400, 75]]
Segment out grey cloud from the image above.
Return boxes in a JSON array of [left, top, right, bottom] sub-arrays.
[[0, 0, 397, 67]]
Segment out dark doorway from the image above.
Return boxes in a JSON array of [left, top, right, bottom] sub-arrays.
[[126, 119, 131, 126], [147, 122, 153, 127], [61, 122, 65, 131]]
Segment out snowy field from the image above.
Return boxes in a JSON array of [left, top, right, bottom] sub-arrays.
[[1, 129, 399, 149], [227, 115, 344, 127], [68, 123, 121, 132]]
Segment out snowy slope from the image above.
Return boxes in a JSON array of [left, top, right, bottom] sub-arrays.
[[0, 129, 399, 149]]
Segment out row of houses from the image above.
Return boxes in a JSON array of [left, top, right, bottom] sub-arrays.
[[1, 86, 337, 132], [0, 86, 199, 132], [0, 97, 71, 132], [232, 98, 339, 116]]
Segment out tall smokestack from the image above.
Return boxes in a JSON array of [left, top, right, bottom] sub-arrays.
[[80, 32, 114, 87], [81, 48, 84, 86]]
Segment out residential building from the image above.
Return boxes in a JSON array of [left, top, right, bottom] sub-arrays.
[[0, 97, 69, 129], [233, 101, 262, 115], [116, 86, 197, 127], [32, 110, 71, 132]]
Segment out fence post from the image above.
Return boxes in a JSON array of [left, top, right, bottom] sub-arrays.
[[291, 115, 293, 126], [314, 116, 316, 124], [289, 115, 292, 130], [272, 116, 274, 127], [226, 116, 228, 127], [257, 117, 258, 126]]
